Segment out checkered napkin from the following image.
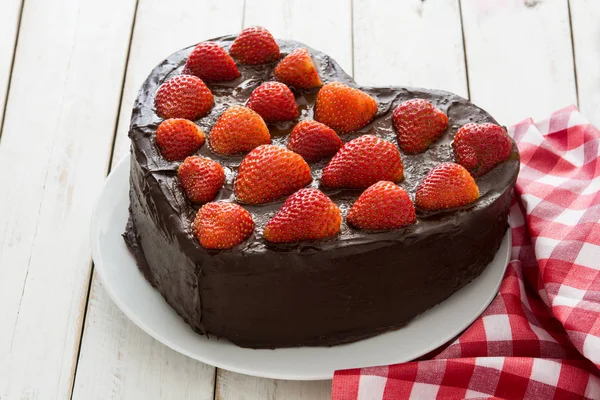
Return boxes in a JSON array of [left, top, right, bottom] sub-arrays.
[[332, 106, 600, 399]]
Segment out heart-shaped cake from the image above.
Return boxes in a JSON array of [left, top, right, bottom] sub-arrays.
[[125, 27, 519, 348]]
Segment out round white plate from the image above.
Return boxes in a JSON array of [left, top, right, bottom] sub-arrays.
[[90, 154, 511, 380]]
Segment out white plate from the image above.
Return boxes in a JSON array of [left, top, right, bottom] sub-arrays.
[[90, 154, 510, 380]]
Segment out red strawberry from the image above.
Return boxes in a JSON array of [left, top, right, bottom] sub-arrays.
[[235, 145, 312, 204], [193, 202, 254, 249], [415, 162, 479, 211], [178, 156, 225, 203], [347, 181, 416, 230], [287, 120, 342, 161], [184, 41, 240, 82], [453, 123, 513, 177], [392, 98, 448, 154], [209, 106, 271, 155], [263, 188, 341, 243], [155, 75, 214, 120], [155, 119, 205, 161], [246, 82, 298, 122], [274, 48, 322, 89], [321, 135, 403, 189], [314, 82, 377, 133], [230, 26, 280, 65]]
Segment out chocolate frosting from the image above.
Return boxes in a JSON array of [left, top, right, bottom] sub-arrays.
[[125, 35, 519, 348]]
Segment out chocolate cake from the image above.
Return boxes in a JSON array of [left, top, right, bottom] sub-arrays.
[[124, 31, 519, 349]]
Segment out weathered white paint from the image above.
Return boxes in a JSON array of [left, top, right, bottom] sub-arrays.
[[461, 0, 578, 125], [353, 0, 468, 98], [569, 0, 600, 128], [216, 369, 332, 400], [0, 0, 136, 398]]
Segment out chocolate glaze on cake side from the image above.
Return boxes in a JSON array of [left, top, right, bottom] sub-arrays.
[[125, 35, 520, 348]]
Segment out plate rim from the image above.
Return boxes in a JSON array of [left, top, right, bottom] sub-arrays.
[[90, 154, 510, 380]]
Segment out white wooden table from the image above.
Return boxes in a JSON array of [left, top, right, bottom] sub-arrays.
[[0, 0, 598, 398]]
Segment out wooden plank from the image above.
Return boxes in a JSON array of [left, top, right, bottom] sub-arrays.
[[0, 0, 23, 130], [353, 0, 468, 98], [460, 0, 577, 125], [569, 0, 600, 128], [0, 0, 136, 398], [71, 1, 245, 399], [215, 370, 332, 400], [214, 1, 351, 398]]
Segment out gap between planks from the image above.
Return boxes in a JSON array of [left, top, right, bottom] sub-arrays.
[[68, 0, 140, 398], [0, 0, 25, 142]]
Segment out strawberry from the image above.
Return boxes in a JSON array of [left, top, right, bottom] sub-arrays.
[[274, 48, 322, 89], [347, 181, 416, 230], [155, 119, 205, 161], [229, 26, 280, 65], [235, 145, 312, 204], [287, 120, 342, 161], [193, 202, 254, 249], [321, 135, 403, 189], [246, 81, 298, 123], [415, 162, 479, 211], [314, 82, 377, 133], [263, 188, 341, 243], [453, 123, 513, 177], [183, 41, 240, 82], [392, 98, 448, 154], [209, 106, 271, 155], [178, 156, 225, 203], [155, 75, 214, 120]]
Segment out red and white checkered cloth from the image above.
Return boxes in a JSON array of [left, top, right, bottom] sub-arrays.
[[332, 106, 600, 399]]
